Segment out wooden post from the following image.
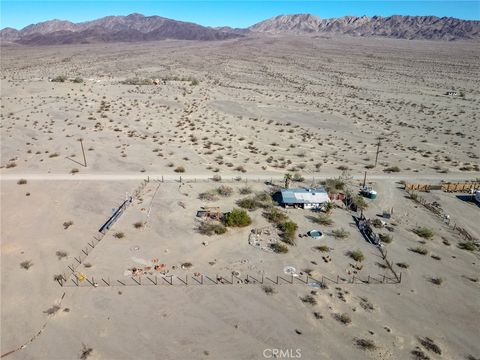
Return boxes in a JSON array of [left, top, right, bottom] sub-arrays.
[[374, 138, 381, 168], [79, 139, 87, 167]]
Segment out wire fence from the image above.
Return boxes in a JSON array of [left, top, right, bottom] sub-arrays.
[[58, 272, 401, 288]]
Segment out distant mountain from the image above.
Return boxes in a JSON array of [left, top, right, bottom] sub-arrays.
[[1, 12, 479, 45], [249, 14, 480, 41], [0, 13, 243, 44]]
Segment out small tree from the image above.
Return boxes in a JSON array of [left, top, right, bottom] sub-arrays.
[[279, 220, 298, 244], [284, 173, 292, 189], [223, 208, 252, 227]]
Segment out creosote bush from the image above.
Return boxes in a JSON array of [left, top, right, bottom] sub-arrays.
[[349, 250, 364, 262], [335, 313, 352, 325], [315, 214, 333, 226], [271, 242, 288, 253], [198, 222, 227, 236], [413, 227, 434, 239], [332, 228, 349, 239]]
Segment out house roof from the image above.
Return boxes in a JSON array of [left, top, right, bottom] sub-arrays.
[[280, 187, 329, 204]]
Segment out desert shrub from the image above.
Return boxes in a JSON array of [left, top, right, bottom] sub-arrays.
[[20, 260, 33, 270], [292, 173, 304, 182], [413, 227, 434, 239], [72, 77, 83, 83], [372, 218, 383, 228], [80, 344, 93, 360], [332, 228, 349, 239], [279, 220, 298, 244], [430, 277, 443, 286], [6, 162, 16, 168], [17, 179, 27, 185], [410, 246, 428, 255], [263, 207, 288, 224], [271, 242, 288, 253], [43, 305, 61, 315], [198, 222, 227, 236], [114, 232, 125, 239], [55, 251, 68, 260], [63, 220, 73, 229], [354, 195, 368, 211], [174, 166, 185, 173], [419, 337, 441, 355], [396, 262, 409, 269], [458, 241, 476, 251], [355, 338, 377, 350], [335, 313, 352, 325], [300, 295, 317, 305], [324, 178, 345, 193], [51, 75, 67, 82], [216, 185, 233, 197], [262, 285, 276, 295], [239, 186, 252, 195], [237, 197, 260, 211], [181, 262, 193, 269], [314, 245, 330, 252], [315, 214, 333, 226], [410, 192, 418, 201], [384, 166, 400, 173], [133, 221, 144, 229], [71, 168, 79, 174], [379, 233, 393, 243], [199, 191, 218, 201], [256, 191, 272, 203], [190, 78, 199, 86], [223, 208, 251, 227], [349, 250, 364, 262], [211, 174, 222, 182]]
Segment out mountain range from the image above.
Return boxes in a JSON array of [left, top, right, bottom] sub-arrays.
[[1, 13, 479, 45]]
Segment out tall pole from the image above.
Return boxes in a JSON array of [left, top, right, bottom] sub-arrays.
[[79, 138, 87, 167], [362, 171, 367, 188], [374, 138, 381, 168]]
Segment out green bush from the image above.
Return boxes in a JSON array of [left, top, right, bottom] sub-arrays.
[[223, 208, 251, 227], [72, 77, 83, 83], [314, 245, 330, 252], [384, 166, 401, 173], [354, 195, 368, 211], [458, 241, 476, 251]]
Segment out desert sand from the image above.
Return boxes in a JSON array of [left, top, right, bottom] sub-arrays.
[[1, 35, 479, 360]]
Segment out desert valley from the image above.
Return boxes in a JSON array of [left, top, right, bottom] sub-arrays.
[[1, 12, 480, 360]]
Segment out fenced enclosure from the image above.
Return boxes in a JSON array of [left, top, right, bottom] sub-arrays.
[[58, 272, 401, 288]]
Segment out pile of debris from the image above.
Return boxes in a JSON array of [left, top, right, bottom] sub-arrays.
[[248, 226, 278, 252]]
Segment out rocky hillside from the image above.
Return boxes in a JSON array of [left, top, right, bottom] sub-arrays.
[[0, 13, 243, 44], [249, 14, 480, 41], [2, 13, 479, 44]]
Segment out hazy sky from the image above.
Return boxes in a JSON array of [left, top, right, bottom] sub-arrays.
[[1, 1, 479, 29]]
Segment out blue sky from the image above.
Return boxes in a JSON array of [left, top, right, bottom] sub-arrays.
[[1, 1, 479, 29]]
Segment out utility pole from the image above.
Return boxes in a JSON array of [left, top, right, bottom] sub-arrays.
[[362, 171, 367, 188], [374, 138, 381, 168], [79, 138, 87, 167]]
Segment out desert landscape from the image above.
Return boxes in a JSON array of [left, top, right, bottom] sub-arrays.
[[1, 12, 480, 360]]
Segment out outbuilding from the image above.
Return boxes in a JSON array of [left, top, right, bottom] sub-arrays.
[[279, 188, 330, 209]]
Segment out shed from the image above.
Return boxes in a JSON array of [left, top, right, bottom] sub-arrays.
[[279, 188, 330, 209]]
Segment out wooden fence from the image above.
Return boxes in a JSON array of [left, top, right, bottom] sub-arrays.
[[404, 181, 480, 193]]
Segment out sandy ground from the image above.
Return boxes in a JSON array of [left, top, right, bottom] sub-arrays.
[[1, 35, 479, 360]]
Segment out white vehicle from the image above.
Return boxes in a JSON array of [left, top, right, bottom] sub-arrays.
[[474, 190, 480, 204]]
